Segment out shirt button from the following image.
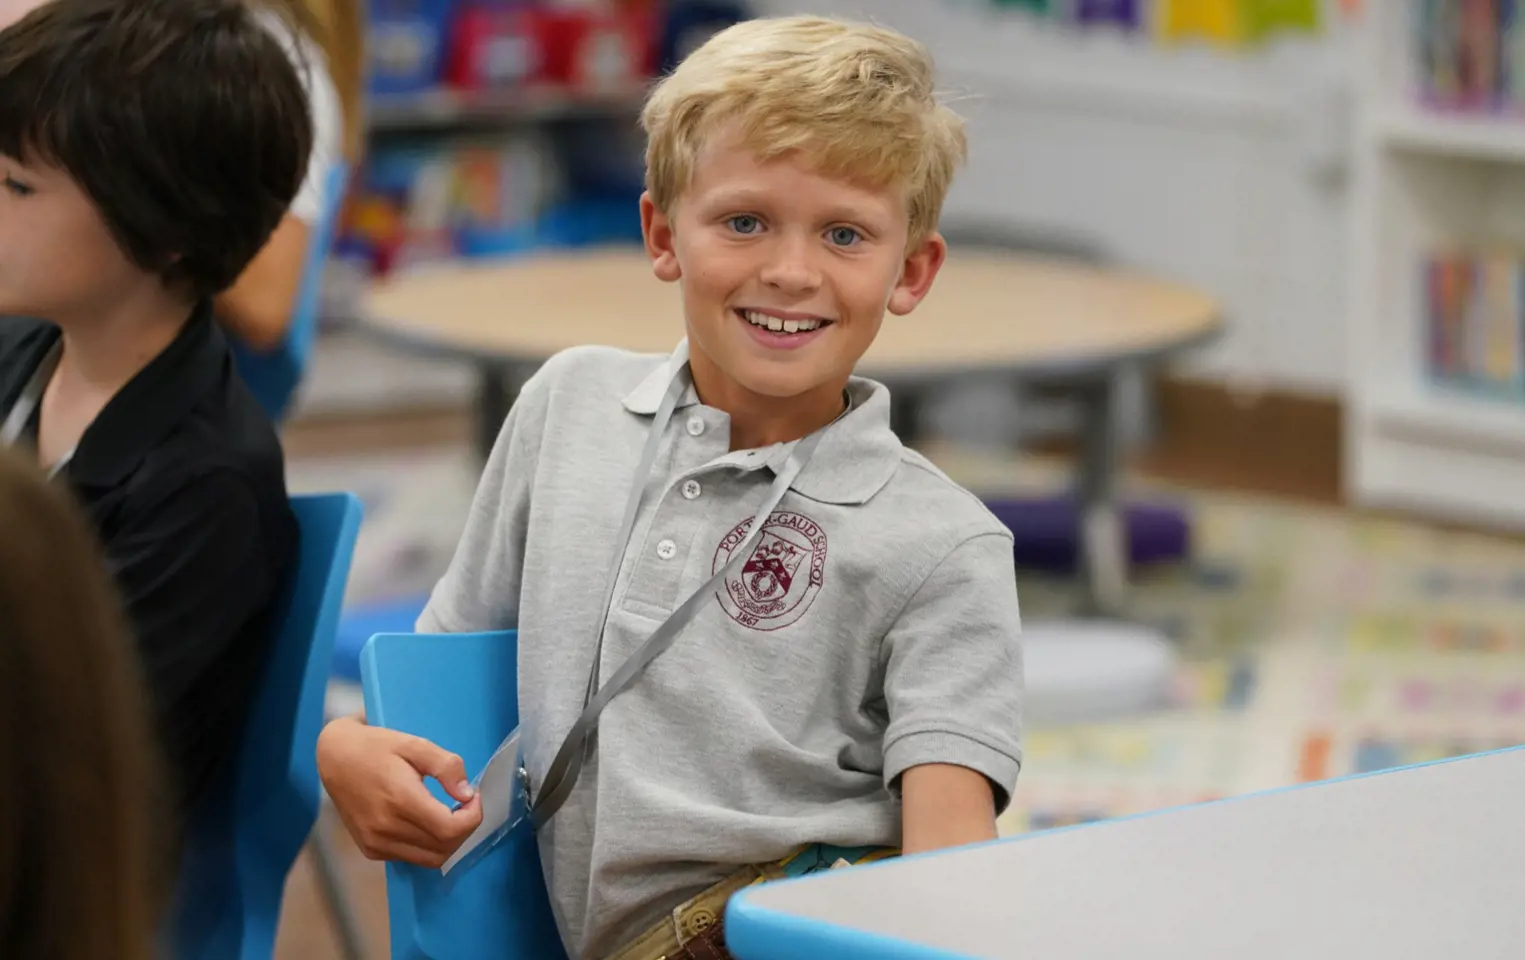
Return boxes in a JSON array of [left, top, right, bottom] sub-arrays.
[[681, 479, 702, 500], [656, 539, 677, 560], [686, 416, 705, 437]]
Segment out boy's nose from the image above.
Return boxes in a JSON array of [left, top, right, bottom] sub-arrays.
[[760, 240, 822, 295]]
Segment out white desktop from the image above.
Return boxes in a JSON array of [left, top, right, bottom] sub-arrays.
[[726, 747, 1525, 959]]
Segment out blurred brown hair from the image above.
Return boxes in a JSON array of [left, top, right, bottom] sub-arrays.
[[0, 449, 167, 960], [268, 0, 366, 162]]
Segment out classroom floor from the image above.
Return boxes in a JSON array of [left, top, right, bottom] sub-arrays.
[[273, 429, 1525, 958]]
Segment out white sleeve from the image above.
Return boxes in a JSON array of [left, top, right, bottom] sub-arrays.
[[261, 10, 346, 226], [286, 40, 345, 225]]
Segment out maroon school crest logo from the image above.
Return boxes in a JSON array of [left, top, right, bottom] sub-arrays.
[[713, 511, 828, 631]]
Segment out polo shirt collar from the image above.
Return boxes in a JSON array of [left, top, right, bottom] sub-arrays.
[[621, 340, 902, 506], [67, 299, 225, 487], [769, 378, 900, 505], [620, 340, 700, 415]]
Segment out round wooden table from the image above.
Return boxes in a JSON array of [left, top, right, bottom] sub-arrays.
[[359, 247, 1222, 614], [362, 247, 1220, 378]]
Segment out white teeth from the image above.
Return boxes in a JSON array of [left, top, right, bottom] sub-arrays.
[[743, 310, 824, 334]]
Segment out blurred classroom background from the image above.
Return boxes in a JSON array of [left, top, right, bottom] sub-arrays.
[[279, 0, 1525, 954]]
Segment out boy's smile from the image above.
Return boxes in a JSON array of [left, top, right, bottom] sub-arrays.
[[736, 307, 830, 350], [641, 125, 946, 448]]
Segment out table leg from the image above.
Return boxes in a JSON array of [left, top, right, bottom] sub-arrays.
[[475, 361, 517, 464], [1075, 373, 1127, 616]]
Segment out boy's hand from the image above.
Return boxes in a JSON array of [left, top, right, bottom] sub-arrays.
[[317, 715, 484, 868]]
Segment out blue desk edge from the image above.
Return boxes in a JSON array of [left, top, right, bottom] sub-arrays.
[[725, 897, 976, 960]]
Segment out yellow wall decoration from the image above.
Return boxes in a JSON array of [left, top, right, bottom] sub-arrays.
[[1158, 0, 1243, 45], [1157, 0, 1320, 47]]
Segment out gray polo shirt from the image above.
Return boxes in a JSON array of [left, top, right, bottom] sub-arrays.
[[418, 343, 1023, 959]]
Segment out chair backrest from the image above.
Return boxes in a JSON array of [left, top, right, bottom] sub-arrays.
[[361, 630, 567, 960], [169, 492, 364, 959], [233, 161, 352, 422]]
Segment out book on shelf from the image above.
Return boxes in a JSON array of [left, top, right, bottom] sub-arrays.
[[1423, 246, 1525, 398], [1414, 0, 1525, 115]]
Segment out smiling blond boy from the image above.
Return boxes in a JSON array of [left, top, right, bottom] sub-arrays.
[[318, 16, 1023, 960]]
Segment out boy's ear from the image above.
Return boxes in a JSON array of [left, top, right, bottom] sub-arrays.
[[640, 192, 681, 283], [887, 232, 948, 316]]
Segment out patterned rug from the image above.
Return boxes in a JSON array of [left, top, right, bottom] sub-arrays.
[[934, 448, 1525, 835], [289, 444, 1525, 838]]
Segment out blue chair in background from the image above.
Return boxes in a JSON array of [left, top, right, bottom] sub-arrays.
[[361, 630, 566, 960], [332, 591, 433, 685], [168, 492, 364, 959], [316, 589, 436, 960], [232, 162, 352, 423]]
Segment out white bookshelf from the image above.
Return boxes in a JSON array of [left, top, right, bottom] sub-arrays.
[[1348, 2, 1525, 530], [1376, 107, 1525, 164], [1370, 384, 1525, 450]]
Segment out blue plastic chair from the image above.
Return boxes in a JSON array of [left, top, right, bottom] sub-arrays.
[[168, 492, 364, 959], [360, 630, 567, 960], [232, 162, 351, 422], [331, 591, 433, 684]]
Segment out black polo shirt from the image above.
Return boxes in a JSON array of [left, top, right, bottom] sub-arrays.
[[0, 306, 297, 814]]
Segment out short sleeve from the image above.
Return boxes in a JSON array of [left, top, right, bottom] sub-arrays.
[[272, 19, 344, 224], [416, 370, 548, 634], [880, 531, 1024, 812]]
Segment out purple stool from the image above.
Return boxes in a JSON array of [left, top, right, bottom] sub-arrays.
[[984, 496, 1191, 573], [1075, 0, 1143, 28]]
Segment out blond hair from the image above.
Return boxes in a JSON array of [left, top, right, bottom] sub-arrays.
[[641, 16, 967, 248]]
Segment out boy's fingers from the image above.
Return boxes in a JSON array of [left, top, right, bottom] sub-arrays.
[[441, 777, 476, 804], [364, 838, 452, 870], [394, 736, 475, 802], [391, 778, 463, 838], [337, 786, 438, 852], [370, 815, 442, 852], [406, 788, 483, 846], [448, 794, 485, 835], [387, 775, 475, 842]]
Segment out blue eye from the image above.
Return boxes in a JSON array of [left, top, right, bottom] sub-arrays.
[[728, 215, 761, 235], [827, 226, 860, 246]]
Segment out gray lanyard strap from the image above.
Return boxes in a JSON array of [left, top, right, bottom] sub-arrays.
[[531, 364, 825, 827], [1, 344, 72, 478], [579, 348, 693, 712]]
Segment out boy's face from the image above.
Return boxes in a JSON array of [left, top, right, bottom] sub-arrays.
[[641, 128, 946, 406], [0, 154, 149, 322]]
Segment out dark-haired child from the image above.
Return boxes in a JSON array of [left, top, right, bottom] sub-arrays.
[[0, 0, 311, 814]]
